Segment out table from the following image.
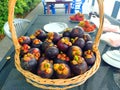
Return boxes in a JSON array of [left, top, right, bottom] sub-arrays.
[[45, 0, 73, 14], [0, 15, 120, 90]]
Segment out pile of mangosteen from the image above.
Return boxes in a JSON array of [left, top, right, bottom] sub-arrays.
[[18, 26, 96, 79]]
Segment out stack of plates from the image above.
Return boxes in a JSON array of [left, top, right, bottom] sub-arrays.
[[102, 50, 120, 69]]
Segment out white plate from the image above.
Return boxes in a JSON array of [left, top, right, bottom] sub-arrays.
[[105, 50, 120, 62], [43, 22, 68, 33], [102, 50, 120, 69]]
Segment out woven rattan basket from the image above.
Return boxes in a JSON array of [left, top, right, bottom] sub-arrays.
[[8, 0, 104, 89]]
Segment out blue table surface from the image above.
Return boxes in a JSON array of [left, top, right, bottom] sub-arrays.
[[0, 14, 120, 90]]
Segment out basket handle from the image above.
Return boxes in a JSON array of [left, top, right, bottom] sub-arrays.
[[93, 0, 104, 51], [8, 0, 104, 51], [8, 0, 20, 50]]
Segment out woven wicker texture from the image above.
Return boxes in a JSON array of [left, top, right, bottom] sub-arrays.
[[8, 0, 104, 89]]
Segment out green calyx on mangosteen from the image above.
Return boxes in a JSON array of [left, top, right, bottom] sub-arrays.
[[70, 56, 88, 75], [84, 50, 96, 65], [54, 63, 70, 79], [37, 60, 53, 78], [57, 37, 72, 52], [67, 46, 82, 59]]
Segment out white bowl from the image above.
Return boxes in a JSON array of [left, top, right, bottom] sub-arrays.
[[44, 22, 68, 33]]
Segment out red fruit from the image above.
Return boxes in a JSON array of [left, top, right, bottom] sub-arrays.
[[78, 18, 84, 21], [69, 16, 76, 21]]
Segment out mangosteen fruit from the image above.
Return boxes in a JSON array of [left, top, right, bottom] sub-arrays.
[[54, 53, 70, 64], [18, 36, 31, 45], [83, 33, 92, 42], [47, 32, 61, 44], [37, 59, 53, 78], [31, 38, 42, 48], [21, 53, 37, 73], [83, 50, 96, 65], [70, 27, 84, 38], [41, 40, 54, 53], [72, 37, 85, 49], [20, 44, 30, 56], [29, 34, 36, 41], [83, 41, 93, 51], [57, 37, 72, 52], [63, 29, 71, 37], [45, 46, 59, 59], [70, 56, 88, 75], [28, 48, 41, 60], [34, 29, 47, 41], [54, 63, 71, 79], [67, 46, 82, 59]]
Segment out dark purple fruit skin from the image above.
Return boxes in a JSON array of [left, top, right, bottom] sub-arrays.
[[37, 63, 53, 78], [38, 56, 46, 64], [55, 64, 71, 79], [83, 41, 93, 51], [37, 70, 53, 78], [41, 41, 54, 53], [83, 33, 92, 42], [57, 37, 71, 52], [70, 27, 84, 38], [73, 38, 85, 49], [84, 54, 96, 65], [19, 36, 31, 45], [21, 58, 37, 73], [31, 39, 42, 48], [45, 46, 59, 59], [63, 30, 71, 37], [35, 30, 47, 41], [20, 44, 30, 57], [67, 46, 82, 59], [57, 40, 69, 52], [28, 48, 40, 54], [52, 32, 61, 44], [70, 60, 88, 75], [54, 58, 69, 64]]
